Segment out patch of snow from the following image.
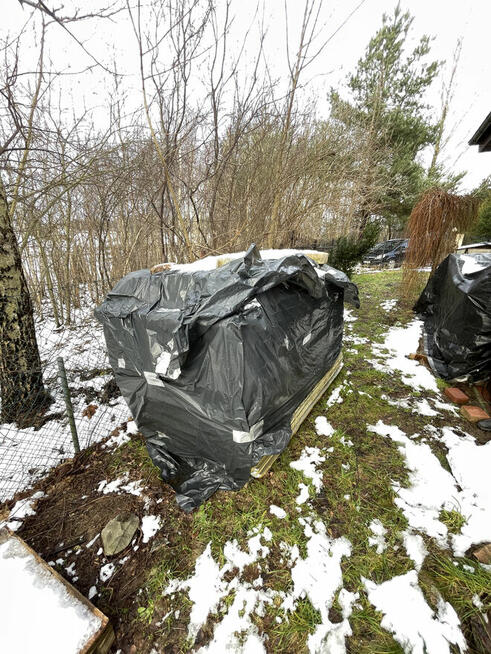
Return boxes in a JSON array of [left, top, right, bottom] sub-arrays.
[[164, 248, 326, 274], [177, 543, 227, 641], [380, 299, 397, 311], [88, 586, 97, 600], [223, 528, 270, 572], [97, 476, 143, 497], [269, 505, 287, 519], [103, 432, 130, 449], [1, 491, 44, 531], [368, 420, 491, 558], [381, 394, 412, 410], [414, 399, 439, 417], [370, 320, 438, 392], [345, 334, 369, 345], [85, 535, 99, 549], [367, 421, 456, 546], [344, 309, 357, 322], [472, 594, 485, 612], [364, 571, 466, 654], [439, 427, 491, 557], [196, 584, 271, 653], [290, 447, 325, 492], [296, 483, 310, 505], [0, 535, 103, 653], [402, 530, 428, 572], [65, 562, 77, 577], [368, 519, 387, 554], [461, 254, 486, 275], [290, 518, 353, 654], [126, 420, 139, 434], [432, 399, 458, 415], [326, 384, 345, 408], [165, 527, 275, 648], [315, 416, 335, 437], [99, 563, 115, 582], [141, 515, 161, 544]]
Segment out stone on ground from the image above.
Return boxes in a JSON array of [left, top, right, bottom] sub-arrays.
[[101, 513, 139, 556]]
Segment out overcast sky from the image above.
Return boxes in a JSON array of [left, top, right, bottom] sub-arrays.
[[4, 0, 490, 191]]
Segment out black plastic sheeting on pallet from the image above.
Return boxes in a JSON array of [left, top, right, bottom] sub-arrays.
[[95, 245, 359, 510], [414, 252, 491, 384]]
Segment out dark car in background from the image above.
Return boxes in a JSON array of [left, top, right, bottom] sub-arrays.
[[363, 238, 408, 267]]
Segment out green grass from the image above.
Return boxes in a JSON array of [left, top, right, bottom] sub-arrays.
[[439, 509, 467, 534], [108, 435, 162, 484], [115, 269, 490, 653]]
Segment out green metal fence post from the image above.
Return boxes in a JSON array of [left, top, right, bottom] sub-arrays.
[[57, 356, 80, 454]]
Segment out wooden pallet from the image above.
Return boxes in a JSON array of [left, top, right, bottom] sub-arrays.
[[250, 352, 343, 478]]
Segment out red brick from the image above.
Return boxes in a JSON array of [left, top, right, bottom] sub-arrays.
[[460, 405, 490, 423], [444, 387, 469, 405]]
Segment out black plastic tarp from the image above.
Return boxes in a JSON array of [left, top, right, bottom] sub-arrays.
[[414, 252, 491, 383], [95, 245, 359, 510]]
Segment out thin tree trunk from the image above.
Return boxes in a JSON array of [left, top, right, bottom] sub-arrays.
[[0, 178, 50, 424]]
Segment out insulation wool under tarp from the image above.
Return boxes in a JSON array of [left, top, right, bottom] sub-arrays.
[[414, 253, 491, 383], [95, 245, 359, 510]]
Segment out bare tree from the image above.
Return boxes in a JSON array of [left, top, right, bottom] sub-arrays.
[[0, 20, 50, 422]]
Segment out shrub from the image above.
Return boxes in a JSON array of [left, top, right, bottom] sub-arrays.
[[329, 222, 380, 276]]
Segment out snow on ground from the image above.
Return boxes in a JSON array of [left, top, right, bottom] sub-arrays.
[[370, 320, 438, 392], [368, 420, 491, 557], [382, 393, 455, 418], [363, 571, 466, 654], [0, 305, 131, 501], [0, 491, 45, 531], [343, 308, 357, 323], [290, 447, 326, 492], [0, 533, 103, 654], [0, 393, 129, 502], [345, 334, 369, 345], [290, 518, 354, 654], [326, 383, 346, 408], [100, 562, 115, 582], [402, 530, 428, 572], [164, 527, 275, 649], [164, 517, 356, 654], [439, 427, 491, 557], [296, 483, 310, 505], [315, 416, 335, 437], [380, 299, 397, 311], [368, 519, 387, 554], [141, 516, 162, 543], [368, 421, 459, 547], [103, 431, 131, 449], [97, 476, 143, 497], [223, 526, 271, 572], [270, 505, 287, 519]]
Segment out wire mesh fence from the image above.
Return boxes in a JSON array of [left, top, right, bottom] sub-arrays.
[[0, 301, 129, 502]]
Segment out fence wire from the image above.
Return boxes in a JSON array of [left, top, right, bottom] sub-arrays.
[[0, 301, 129, 502]]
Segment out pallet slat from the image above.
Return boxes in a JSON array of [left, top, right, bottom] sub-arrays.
[[250, 352, 343, 478]]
